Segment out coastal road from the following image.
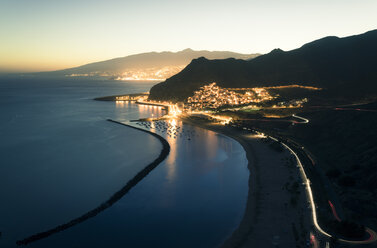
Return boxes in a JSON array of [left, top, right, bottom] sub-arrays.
[[267, 136, 332, 240], [292, 114, 309, 123], [236, 114, 310, 125], [267, 132, 377, 246]]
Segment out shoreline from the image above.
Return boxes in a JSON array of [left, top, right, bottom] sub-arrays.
[[180, 116, 312, 247], [184, 116, 377, 246], [180, 117, 260, 247], [16, 119, 170, 246]]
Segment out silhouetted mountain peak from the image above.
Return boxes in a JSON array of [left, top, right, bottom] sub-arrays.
[[149, 29, 377, 103], [270, 48, 284, 54], [192, 56, 208, 62]]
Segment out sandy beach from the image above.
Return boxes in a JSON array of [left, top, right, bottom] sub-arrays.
[[182, 117, 313, 248]]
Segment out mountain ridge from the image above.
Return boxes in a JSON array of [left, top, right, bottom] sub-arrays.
[[36, 49, 260, 79], [149, 29, 377, 103]]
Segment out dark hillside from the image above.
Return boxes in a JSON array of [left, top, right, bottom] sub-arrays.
[[149, 30, 377, 103]]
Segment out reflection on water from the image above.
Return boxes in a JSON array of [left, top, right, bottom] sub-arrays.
[[137, 104, 165, 119], [150, 120, 156, 130], [115, 100, 127, 108], [204, 128, 218, 160], [113, 101, 165, 121], [30, 117, 249, 248], [0, 78, 161, 247], [166, 119, 178, 181], [0, 75, 250, 248]]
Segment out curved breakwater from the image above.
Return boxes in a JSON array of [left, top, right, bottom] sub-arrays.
[[16, 119, 170, 246]]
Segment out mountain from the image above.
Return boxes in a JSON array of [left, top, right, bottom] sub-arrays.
[[36, 49, 260, 80], [149, 30, 377, 103]]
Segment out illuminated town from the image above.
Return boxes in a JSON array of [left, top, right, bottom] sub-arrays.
[[111, 82, 319, 126], [114, 82, 315, 121], [186, 82, 274, 110]]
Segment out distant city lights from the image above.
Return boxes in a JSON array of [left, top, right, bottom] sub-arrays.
[[115, 66, 186, 81]]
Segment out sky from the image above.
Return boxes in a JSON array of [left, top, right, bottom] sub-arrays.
[[0, 0, 376, 73]]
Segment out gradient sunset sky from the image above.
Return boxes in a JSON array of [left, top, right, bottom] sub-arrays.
[[1, 0, 376, 73]]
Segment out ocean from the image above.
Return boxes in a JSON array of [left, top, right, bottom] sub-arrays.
[[0, 76, 248, 248]]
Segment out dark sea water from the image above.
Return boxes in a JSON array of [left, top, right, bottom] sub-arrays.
[[0, 76, 249, 248]]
